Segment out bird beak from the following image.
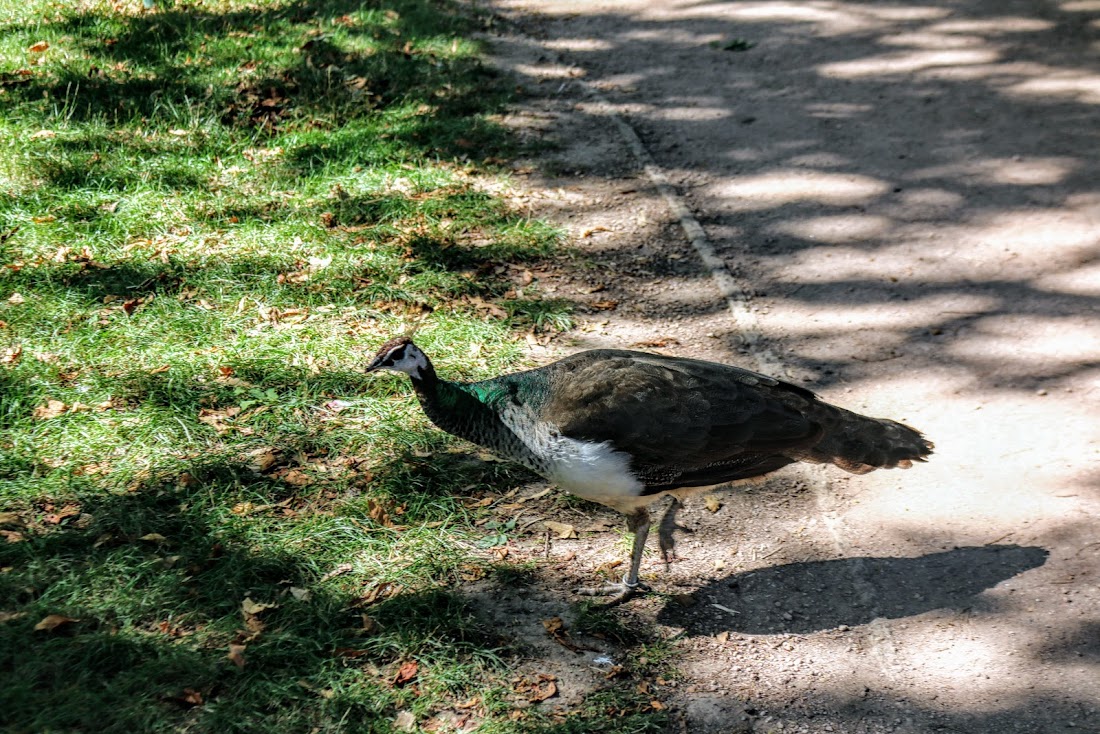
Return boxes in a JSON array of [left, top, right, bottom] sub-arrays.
[[364, 356, 385, 374]]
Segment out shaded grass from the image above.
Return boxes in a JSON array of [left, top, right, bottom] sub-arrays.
[[0, 0, 670, 732]]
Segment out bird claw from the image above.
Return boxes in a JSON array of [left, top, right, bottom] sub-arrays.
[[575, 577, 650, 607]]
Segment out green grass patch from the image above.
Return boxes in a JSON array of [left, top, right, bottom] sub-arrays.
[[0, 1, 672, 732]]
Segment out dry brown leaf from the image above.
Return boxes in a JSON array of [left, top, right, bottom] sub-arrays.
[[715, 631, 730, 643], [394, 710, 416, 732], [1, 345, 22, 366], [591, 300, 619, 311], [241, 598, 278, 616], [175, 688, 204, 707], [393, 660, 419, 687], [34, 614, 78, 632], [650, 700, 666, 711], [0, 611, 28, 624], [319, 563, 352, 582], [631, 337, 681, 348], [227, 643, 246, 669], [0, 512, 25, 529], [148, 364, 170, 374], [32, 399, 67, 420], [541, 616, 564, 635], [288, 587, 311, 602], [543, 521, 578, 539], [139, 533, 168, 543], [704, 495, 723, 513], [280, 468, 311, 487], [1, 530, 26, 544], [27, 41, 49, 53], [247, 447, 278, 473], [43, 505, 81, 525], [7, 293, 25, 305]]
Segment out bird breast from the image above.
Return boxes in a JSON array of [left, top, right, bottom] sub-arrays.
[[495, 402, 644, 506]]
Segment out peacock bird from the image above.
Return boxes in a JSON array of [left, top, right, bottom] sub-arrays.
[[366, 336, 933, 604]]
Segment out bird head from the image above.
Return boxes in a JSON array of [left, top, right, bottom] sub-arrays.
[[365, 336, 430, 378]]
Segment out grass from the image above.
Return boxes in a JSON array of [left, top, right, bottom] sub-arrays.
[[0, 1, 664, 732]]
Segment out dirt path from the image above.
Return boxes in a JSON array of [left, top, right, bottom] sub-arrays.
[[477, 1, 1100, 731]]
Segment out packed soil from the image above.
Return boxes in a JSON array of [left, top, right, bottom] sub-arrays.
[[468, 1, 1100, 732]]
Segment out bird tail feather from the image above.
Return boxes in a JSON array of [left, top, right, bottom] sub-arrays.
[[796, 404, 933, 474]]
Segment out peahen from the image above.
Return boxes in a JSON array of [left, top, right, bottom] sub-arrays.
[[366, 337, 932, 604]]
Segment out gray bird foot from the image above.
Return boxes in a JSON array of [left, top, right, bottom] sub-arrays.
[[576, 576, 650, 607], [658, 512, 694, 570]]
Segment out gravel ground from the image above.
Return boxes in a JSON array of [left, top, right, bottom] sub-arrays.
[[471, 1, 1100, 731]]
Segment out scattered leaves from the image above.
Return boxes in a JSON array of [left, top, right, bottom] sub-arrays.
[[513, 673, 558, 703]]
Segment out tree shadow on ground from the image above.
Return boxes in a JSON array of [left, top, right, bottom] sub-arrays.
[[658, 544, 1048, 635]]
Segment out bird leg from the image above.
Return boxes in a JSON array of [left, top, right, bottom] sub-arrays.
[[657, 497, 693, 570], [576, 507, 651, 606]]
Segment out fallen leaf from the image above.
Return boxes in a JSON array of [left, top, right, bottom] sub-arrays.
[[8, 292, 25, 305], [582, 519, 616, 533], [34, 614, 78, 632], [715, 631, 730, 643], [246, 447, 278, 473], [1, 530, 25, 543], [27, 41, 49, 53], [0, 611, 28, 624], [631, 337, 680, 348], [174, 688, 203, 707], [32, 399, 67, 420], [394, 710, 416, 732], [591, 299, 619, 311], [1, 345, 22, 365], [319, 563, 352, 582], [241, 598, 278, 616], [393, 660, 419, 687], [650, 700, 666, 711], [541, 616, 564, 635], [148, 364, 170, 374], [227, 643, 246, 669], [288, 587, 311, 602], [543, 521, 578, 539], [279, 468, 311, 486], [43, 505, 81, 525], [704, 495, 723, 513], [0, 512, 24, 529], [139, 533, 167, 543]]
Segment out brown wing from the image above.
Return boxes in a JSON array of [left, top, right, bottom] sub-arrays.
[[540, 351, 823, 484]]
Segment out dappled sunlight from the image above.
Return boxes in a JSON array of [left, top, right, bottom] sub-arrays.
[[947, 314, 1100, 369], [770, 213, 893, 244], [1007, 70, 1100, 104], [710, 170, 890, 211], [909, 157, 1078, 186], [820, 48, 1001, 79]]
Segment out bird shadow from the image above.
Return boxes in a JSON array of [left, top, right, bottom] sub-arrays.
[[657, 544, 1048, 635]]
